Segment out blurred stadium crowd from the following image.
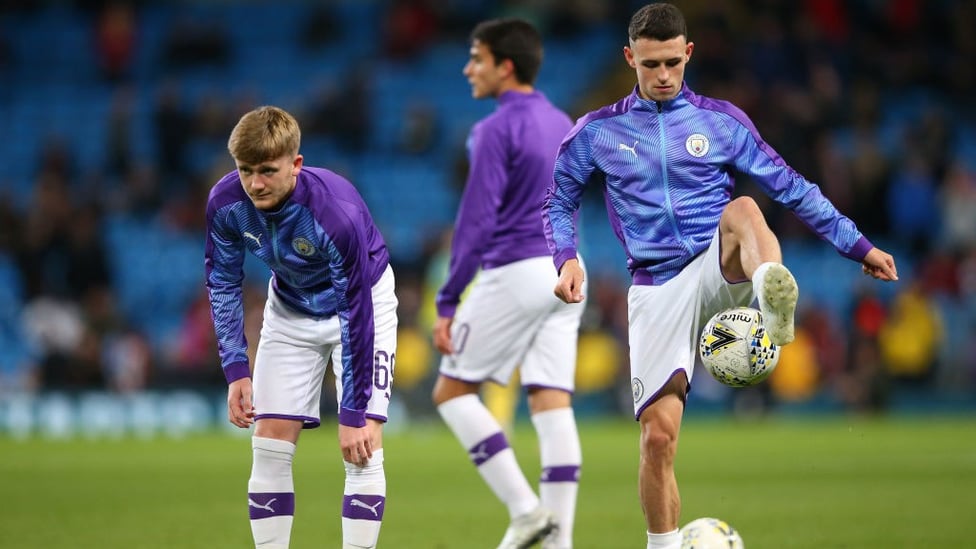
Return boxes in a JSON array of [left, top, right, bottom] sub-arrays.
[[0, 0, 974, 427]]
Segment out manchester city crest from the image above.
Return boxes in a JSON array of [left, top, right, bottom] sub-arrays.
[[292, 237, 316, 256], [632, 377, 644, 402], [685, 133, 709, 157]]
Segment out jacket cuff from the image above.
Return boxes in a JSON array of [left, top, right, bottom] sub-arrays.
[[223, 362, 251, 384], [435, 301, 458, 318], [339, 407, 367, 428], [554, 249, 578, 273], [841, 236, 874, 262]]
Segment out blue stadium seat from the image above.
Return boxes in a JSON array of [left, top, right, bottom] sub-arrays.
[[355, 160, 458, 259]]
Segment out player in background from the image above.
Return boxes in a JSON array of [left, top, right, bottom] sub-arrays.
[[431, 18, 585, 549], [543, 4, 898, 549], [205, 106, 397, 549]]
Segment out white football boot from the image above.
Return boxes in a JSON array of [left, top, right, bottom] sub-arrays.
[[497, 506, 558, 549], [756, 262, 798, 345]]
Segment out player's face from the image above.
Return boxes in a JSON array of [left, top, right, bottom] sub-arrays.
[[463, 40, 506, 99], [236, 153, 302, 211], [624, 36, 694, 102]]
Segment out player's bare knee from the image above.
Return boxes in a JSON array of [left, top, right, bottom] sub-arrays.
[[638, 402, 680, 465], [527, 387, 571, 414], [638, 379, 684, 461], [430, 379, 450, 406], [722, 196, 763, 227], [639, 423, 678, 464], [253, 418, 302, 443], [431, 375, 479, 406]]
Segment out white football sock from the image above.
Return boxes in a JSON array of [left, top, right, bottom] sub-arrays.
[[647, 529, 680, 549], [248, 436, 296, 548], [438, 393, 539, 518], [341, 448, 386, 549], [532, 407, 581, 549]]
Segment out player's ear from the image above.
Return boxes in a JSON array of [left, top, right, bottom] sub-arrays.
[[292, 154, 303, 175], [500, 57, 516, 80], [624, 46, 636, 68], [685, 41, 694, 62]]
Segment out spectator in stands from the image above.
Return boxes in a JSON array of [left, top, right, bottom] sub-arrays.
[[938, 161, 976, 253], [305, 67, 373, 154], [93, 1, 136, 82], [878, 279, 944, 386], [382, 0, 439, 60], [153, 82, 192, 180], [64, 203, 112, 301], [299, 3, 342, 50], [16, 172, 74, 300], [104, 87, 135, 180], [161, 15, 229, 68], [886, 149, 939, 255], [397, 99, 440, 156]]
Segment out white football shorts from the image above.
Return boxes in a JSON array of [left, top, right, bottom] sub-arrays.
[[252, 265, 398, 428], [628, 229, 752, 419], [439, 256, 586, 391]]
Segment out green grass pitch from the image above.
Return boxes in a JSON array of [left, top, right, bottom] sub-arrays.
[[1, 415, 974, 548]]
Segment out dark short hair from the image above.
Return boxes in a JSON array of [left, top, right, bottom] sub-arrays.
[[471, 18, 543, 85], [628, 3, 688, 42]]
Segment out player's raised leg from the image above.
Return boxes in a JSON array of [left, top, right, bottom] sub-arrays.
[[718, 196, 798, 345]]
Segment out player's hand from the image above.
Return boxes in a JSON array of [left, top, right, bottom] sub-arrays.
[[554, 258, 585, 303], [433, 316, 454, 355], [227, 377, 255, 428], [339, 422, 376, 468], [861, 247, 898, 282]]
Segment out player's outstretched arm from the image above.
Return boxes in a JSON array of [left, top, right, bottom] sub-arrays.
[[554, 258, 585, 303], [861, 247, 899, 282], [227, 377, 255, 428]]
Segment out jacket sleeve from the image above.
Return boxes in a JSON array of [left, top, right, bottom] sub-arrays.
[[435, 122, 506, 318], [728, 116, 874, 261], [321, 203, 376, 428], [544, 127, 591, 272], [204, 204, 250, 384]]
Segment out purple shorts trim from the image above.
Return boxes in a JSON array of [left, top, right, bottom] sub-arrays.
[[523, 383, 574, 395], [634, 368, 688, 421], [255, 413, 321, 429], [439, 372, 491, 385]]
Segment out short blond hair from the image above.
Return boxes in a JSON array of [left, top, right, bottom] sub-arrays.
[[227, 106, 301, 164]]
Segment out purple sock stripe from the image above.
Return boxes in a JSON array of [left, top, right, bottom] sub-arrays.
[[342, 494, 386, 521], [541, 465, 581, 483], [468, 431, 509, 466], [248, 492, 295, 520]]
